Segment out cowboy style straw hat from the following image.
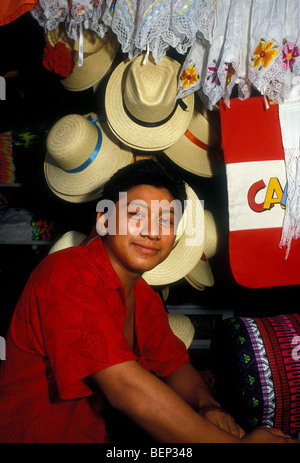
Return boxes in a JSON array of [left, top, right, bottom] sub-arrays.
[[185, 210, 218, 290], [168, 314, 195, 349], [44, 113, 133, 203], [105, 53, 194, 151], [142, 183, 205, 286], [164, 97, 220, 177], [45, 26, 119, 91]]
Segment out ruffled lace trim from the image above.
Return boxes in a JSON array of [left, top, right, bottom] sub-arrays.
[[31, 1, 300, 109], [278, 85, 300, 258], [31, 0, 215, 62]]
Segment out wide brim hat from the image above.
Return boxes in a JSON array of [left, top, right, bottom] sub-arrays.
[[168, 314, 195, 349], [49, 230, 87, 254], [105, 53, 194, 151], [45, 27, 119, 92], [184, 210, 218, 289], [44, 113, 133, 203], [164, 98, 220, 177], [142, 183, 205, 285]]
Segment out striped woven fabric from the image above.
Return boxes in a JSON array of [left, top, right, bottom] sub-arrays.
[[212, 314, 300, 436]]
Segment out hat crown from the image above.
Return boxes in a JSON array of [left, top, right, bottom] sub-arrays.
[[123, 55, 178, 123], [46, 115, 100, 171]]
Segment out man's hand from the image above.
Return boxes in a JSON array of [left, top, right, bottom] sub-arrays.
[[199, 404, 245, 438], [242, 426, 300, 443]]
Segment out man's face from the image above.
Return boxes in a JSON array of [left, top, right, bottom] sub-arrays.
[[98, 184, 181, 276]]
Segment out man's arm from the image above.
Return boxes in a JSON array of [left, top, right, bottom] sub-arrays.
[[164, 362, 244, 438], [90, 360, 298, 443]]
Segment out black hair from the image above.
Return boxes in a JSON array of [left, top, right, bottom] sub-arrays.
[[99, 159, 187, 209]]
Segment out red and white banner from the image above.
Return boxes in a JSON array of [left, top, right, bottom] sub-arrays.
[[220, 97, 300, 288]]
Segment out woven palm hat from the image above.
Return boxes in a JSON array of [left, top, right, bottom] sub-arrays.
[[45, 26, 119, 91], [44, 113, 133, 203], [142, 183, 204, 286], [168, 314, 195, 349], [49, 230, 87, 254], [164, 97, 220, 177], [185, 210, 218, 289], [105, 53, 194, 151]]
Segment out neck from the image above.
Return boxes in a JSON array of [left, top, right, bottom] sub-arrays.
[[102, 241, 141, 297]]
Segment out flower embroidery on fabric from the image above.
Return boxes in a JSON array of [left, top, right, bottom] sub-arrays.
[[249, 397, 259, 408], [245, 374, 255, 386], [240, 353, 251, 364], [237, 336, 246, 345], [225, 62, 236, 86], [42, 42, 75, 78], [252, 39, 278, 69], [282, 40, 300, 71], [207, 58, 221, 86], [181, 66, 198, 88]]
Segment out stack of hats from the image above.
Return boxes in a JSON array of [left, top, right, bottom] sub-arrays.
[[43, 36, 220, 290]]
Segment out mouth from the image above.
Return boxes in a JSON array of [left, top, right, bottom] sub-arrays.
[[132, 242, 161, 255]]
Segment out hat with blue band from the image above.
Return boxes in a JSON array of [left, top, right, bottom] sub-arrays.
[[44, 112, 133, 203]]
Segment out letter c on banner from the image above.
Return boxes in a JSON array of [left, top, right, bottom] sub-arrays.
[[248, 179, 266, 212]]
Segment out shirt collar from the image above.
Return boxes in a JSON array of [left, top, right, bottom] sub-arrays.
[[84, 234, 151, 304], [85, 235, 123, 291]]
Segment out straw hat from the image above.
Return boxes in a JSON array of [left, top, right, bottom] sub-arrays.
[[49, 230, 87, 254], [45, 26, 119, 91], [185, 210, 218, 289], [44, 113, 133, 203], [168, 314, 195, 349], [164, 97, 220, 177], [142, 183, 205, 285], [105, 53, 194, 151]]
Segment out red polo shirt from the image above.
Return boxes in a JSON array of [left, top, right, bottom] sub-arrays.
[[0, 236, 189, 443]]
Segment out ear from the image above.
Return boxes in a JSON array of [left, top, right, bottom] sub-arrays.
[[96, 211, 108, 236]]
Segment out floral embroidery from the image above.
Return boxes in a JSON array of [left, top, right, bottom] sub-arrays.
[[42, 42, 75, 78], [282, 40, 300, 71], [225, 62, 236, 86], [181, 66, 198, 88], [240, 353, 251, 364], [252, 39, 278, 69], [207, 58, 221, 86], [249, 397, 259, 408], [245, 374, 255, 386]]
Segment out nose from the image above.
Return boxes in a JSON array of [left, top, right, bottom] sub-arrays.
[[140, 219, 161, 240]]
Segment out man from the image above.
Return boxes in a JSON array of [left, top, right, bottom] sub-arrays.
[[0, 160, 297, 443]]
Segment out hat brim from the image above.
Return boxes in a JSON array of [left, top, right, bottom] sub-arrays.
[[168, 313, 195, 349], [187, 259, 214, 287], [105, 56, 195, 151], [184, 274, 205, 291], [49, 230, 87, 254], [164, 100, 220, 177], [142, 184, 204, 285], [44, 113, 133, 202]]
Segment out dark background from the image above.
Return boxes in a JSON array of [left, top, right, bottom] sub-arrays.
[[0, 12, 299, 345]]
